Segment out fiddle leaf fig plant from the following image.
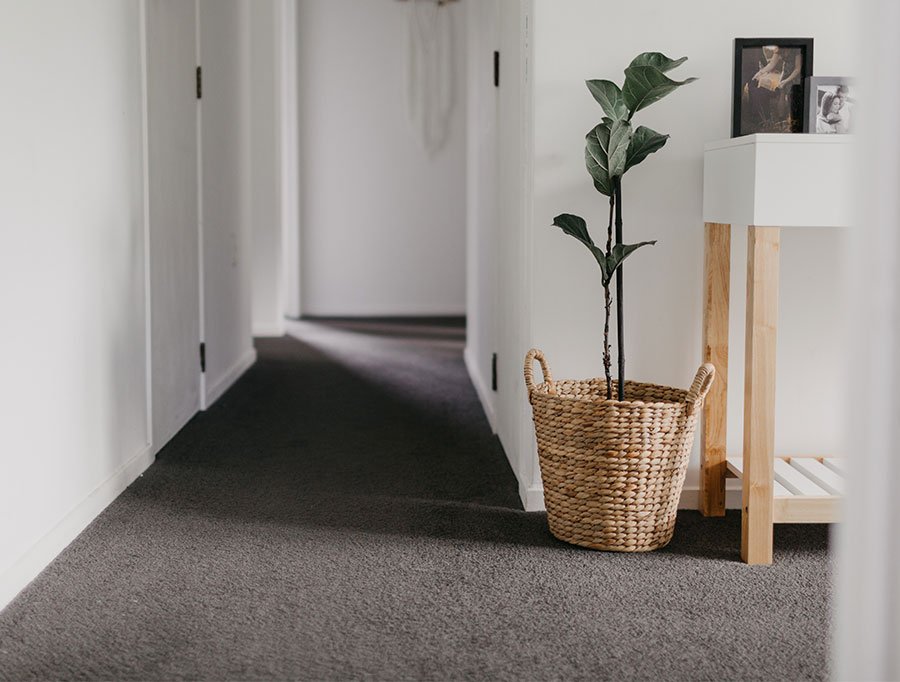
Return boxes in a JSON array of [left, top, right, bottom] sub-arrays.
[[553, 52, 696, 400], [551, 214, 655, 288]]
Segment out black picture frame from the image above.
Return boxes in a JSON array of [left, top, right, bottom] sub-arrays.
[[732, 38, 814, 137], [805, 76, 855, 134]]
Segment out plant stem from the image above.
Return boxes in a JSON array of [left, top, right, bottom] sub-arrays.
[[614, 177, 625, 401], [603, 284, 612, 400], [603, 193, 614, 399]]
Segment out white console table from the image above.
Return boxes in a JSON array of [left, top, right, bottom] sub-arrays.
[[699, 134, 853, 564]]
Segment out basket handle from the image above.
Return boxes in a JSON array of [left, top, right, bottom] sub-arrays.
[[685, 363, 716, 415], [524, 348, 555, 396]]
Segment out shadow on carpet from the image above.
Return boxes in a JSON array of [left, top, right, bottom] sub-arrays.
[[0, 326, 831, 681]]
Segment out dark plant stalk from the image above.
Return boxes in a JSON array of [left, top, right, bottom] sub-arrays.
[[603, 192, 614, 399], [614, 177, 625, 401]]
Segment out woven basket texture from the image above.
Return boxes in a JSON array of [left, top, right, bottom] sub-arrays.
[[525, 349, 715, 552]]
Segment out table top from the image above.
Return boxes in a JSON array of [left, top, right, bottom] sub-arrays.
[[703, 134, 854, 228], [704, 133, 855, 153]]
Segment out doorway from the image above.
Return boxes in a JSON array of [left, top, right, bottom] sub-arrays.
[[145, 0, 256, 451]]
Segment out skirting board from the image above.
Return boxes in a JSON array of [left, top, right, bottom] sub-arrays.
[[300, 304, 466, 317], [0, 443, 156, 612], [517, 485, 744, 514], [204, 348, 257, 409], [463, 346, 496, 433], [519, 480, 546, 512], [151, 403, 198, 458], [679, 487, 743, 510], [252, 323, 286, 338]]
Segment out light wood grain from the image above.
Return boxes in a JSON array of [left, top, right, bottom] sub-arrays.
[[728, 456, 792, 496], [741, 226, 780, 565], [700, 223, 731, 516], [774, 496, 841, 524]]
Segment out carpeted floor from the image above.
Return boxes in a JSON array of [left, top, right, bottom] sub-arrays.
[[0, 320, 831, 681]]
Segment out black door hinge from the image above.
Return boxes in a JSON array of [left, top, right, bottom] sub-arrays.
[[196, 66, 202, 99], [493, 51, 500, 88], [491, 353, 498, 391], [200, 342, 206, 373]]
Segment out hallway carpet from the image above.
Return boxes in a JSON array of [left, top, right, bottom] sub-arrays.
[[0, 320, 831, 681]]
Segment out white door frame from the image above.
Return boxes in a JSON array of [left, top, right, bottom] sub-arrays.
[[834, 1, 900, 677], [279, 0, 302, 321], [195, 0, 208, 409]]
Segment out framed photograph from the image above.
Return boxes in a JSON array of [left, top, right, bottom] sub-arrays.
[[805, 76, 855, 134], [732, 38, 814, 137]]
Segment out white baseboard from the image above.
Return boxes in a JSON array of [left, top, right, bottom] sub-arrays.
[[515, 484, 743, 514], [300, 304, 466, 317], [252, 322, 285, 338], [519, 480, 545, 512], [204, 348, 257, 409], [679, 486, 743, 511], [151, 404, 198, 457], [463, 346, 496, 433], [0, 443, 156, 612]]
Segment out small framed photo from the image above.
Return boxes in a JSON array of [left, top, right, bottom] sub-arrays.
[[805, 77, 855, 134], [732, 38, 814, 137]]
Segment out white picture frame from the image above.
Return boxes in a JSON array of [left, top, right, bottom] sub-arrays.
[[805, 76, 855, 134]]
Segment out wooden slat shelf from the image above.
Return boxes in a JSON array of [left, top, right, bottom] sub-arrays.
[[700, 137, 851, 563], [725, 455, 843, 524]]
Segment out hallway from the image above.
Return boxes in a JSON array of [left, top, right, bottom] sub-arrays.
[[0, 322, 830, 680]]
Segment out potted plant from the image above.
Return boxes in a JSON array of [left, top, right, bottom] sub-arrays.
[[524, 52, 715, 552]]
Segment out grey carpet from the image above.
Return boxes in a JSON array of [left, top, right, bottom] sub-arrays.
[[0, 320, 831, 681]]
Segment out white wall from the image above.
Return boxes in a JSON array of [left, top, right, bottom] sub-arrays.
[[468, 0, 859, 510], [249, 0, 285, 337], [0, 0, 261, 610], [297, 0, 466, 317], [0, 0, 153, 605], [520, 0, 857, 509], [199, 0, 257, 404]]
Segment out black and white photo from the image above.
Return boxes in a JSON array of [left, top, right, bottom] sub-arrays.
[[806, 76, 855, 134]]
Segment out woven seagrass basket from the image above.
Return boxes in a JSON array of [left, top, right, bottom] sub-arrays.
[[524, 349, 715, 552]]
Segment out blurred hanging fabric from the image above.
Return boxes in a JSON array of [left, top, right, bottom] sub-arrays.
[[405, 0, 456, 156]]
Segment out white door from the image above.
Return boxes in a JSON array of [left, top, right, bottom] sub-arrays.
[[466, 0, 501, 422], [146, 0, 202, 449], [198, 0, 254, 407]]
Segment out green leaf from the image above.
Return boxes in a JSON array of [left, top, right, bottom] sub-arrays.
[[585, 120, 632, 196], [605, 240, 657, 276], [622, 65, 697, 115], [628, 52, 688, 73], [586, 80, 628, 120], [551, 214, 611, 283], [551, 213, 594, 249], [585, 124, 612, 197], [625, 126, 669, 172], [607, 119, 633, 178]]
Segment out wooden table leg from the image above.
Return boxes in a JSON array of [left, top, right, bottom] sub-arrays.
[[741, 226, 780, 565], [700, 222, 731, 516]]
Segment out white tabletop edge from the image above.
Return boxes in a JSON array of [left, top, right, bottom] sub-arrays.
[[705, 133, 856, 152]]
